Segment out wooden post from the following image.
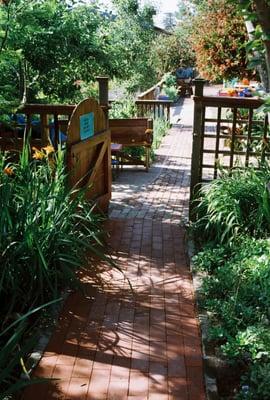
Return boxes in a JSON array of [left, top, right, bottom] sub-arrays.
[[97, 76, 109, 126], [40, 113, 50, 146], [145, 118, 153, 172], [189, 78, 206, 221]]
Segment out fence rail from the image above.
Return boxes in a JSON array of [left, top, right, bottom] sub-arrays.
[[190, 79, 269, 217], [137, 78, 165, 100], [135, 99, 172, 121], [0, 104, 76, 151]]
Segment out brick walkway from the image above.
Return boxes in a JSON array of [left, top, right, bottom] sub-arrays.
[[22, 101, 205, 400]]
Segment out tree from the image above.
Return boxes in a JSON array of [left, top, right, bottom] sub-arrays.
[[151, 23, 195, 77], [0, 0, 159, 115], [191, 0, 251, 81], [0, 0, 114, 108], [107, 0, 157, 92]]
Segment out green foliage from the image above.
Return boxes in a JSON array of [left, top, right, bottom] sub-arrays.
[[163, 73, 177, 87], [153, 117, 171, 150], [192, 166, 270, 244], [192, 158, 270, 397], [0, 143, 107, 320], [0, 141, 111, 395], [193, 235, 270, 397], [191, 0, 251, 81], [236, 361, 270, 400], [0, 300, 59, 398], [234, 0, 270, 90], [163, 85, 178, 101], [0, 0, 109, 109], [0, 0, 159, 115], [109, 97, 137, 119], [159, 74, 178, 101], [150, 21, 195, 77], [106, 0, 157, 92]]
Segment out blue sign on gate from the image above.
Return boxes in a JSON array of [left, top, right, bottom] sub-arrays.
[[80, 112, 94, 140]]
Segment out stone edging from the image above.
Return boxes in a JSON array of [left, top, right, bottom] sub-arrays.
[[186, 238, 219, 400], [21, 292, 69, 380]]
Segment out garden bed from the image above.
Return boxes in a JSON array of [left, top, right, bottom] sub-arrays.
[[190, 165, 270, 399]]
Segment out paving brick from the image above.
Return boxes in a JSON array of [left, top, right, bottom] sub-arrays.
[[65, 378, 89, 400], [186, 366, 205, 400], [21, 106, 206, 400], [72, 358, 94, 378], [128, 371, 149, 397], [86, 368, 110, 398]]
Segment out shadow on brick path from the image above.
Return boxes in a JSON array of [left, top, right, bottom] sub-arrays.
[[22, 100, 206, 400]]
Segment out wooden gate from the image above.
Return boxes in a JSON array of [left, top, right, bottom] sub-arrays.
[[66, 98, 111, 212]]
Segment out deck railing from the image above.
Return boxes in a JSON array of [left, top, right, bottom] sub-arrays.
[[135, 99, 173, 121], [190, 79, 268, 214], [137, 78, 165, 100], [0, 104, 76, 151]]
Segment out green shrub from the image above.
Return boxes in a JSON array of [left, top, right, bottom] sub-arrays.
[[193, 236, 270, 398], [163, 73, 177, 87], [192, 159, 270, 398], [163, 85, 178, 101], [236, 361, 270, 400], [194, 237, 270, 336], [109, 97, 137, 119]]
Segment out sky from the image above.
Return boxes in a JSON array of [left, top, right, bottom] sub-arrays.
[[151, 0, 179, 26], [100, 0, 180, 27]]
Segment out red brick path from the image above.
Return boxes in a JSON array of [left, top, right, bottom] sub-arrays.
[[22, 124, 205, 400]]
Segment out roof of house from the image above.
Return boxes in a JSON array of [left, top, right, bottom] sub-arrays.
[[153, 26, 173, 35]]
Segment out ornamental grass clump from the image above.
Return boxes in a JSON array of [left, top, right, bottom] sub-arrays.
[[0, 142, 106, 323], [192, 166, 270, 244]]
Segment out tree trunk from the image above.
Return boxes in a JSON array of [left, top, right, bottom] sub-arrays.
[[254, 0, 270, 91]]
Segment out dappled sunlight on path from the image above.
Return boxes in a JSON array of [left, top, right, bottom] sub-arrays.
[[22, 100, 205, 400]]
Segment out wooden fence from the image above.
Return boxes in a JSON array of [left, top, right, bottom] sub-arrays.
[[0, 104, 75, 151], [135, 100, 172, 121], [137, 77, 165, 100], [190, 79, 268, 214]]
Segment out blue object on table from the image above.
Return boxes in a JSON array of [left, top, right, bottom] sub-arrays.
[[11, 114, 41, 138], [176, 67, 194, 80]]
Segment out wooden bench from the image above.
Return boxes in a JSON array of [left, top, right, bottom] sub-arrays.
[[109, 118, 153, 171]]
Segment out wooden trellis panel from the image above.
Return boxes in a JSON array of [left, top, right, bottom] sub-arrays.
[[190, 80, 268, 218]]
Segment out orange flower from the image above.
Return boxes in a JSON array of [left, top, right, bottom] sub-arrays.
[[32, 147, 45, 160], [42, 145, 54, 156], [4, 167, 14, 176]]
